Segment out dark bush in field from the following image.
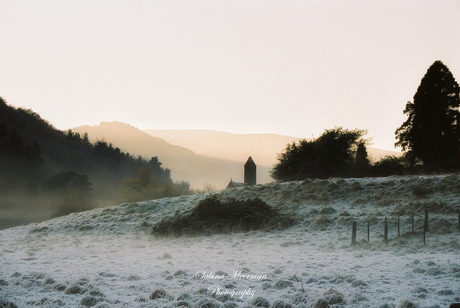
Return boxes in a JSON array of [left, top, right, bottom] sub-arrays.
[[152, 196, 295, 237]]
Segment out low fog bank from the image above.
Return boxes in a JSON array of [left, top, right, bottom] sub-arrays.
[[0, 194, 108, 230], [9, 173, 460, 238]]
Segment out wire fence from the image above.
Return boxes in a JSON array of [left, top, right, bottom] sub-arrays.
[[350, 210, 460, 246]]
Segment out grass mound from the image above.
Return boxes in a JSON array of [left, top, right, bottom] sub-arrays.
[[152, 196, 295, 237]]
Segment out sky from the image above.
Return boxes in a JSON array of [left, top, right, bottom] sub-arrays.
[[0, 1, 459, 152]]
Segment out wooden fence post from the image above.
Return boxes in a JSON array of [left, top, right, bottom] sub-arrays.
[[367, 219, 370, 243], [397, 216, 400, 237], [411, 213, 415, 233], [351, 221, 357, 246], [424, 210, 429, 232], [384, 217, 388, 245]]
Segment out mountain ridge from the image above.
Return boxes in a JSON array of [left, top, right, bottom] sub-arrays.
[[73, 122, 273, 189], [74, 122, 402, 190], [143, 128, 402, 167]]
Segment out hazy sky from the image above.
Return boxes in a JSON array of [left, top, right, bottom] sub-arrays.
[[1, 1, 459, 151]]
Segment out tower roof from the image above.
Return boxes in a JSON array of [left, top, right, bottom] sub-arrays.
[[244, 156, 256, 166]]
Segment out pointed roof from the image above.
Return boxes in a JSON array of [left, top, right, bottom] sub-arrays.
[[244, 156, 256, 166]]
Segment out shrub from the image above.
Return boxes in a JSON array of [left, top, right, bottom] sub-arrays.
[[152, 196, 295, 237], [370, 155, 407, 176]]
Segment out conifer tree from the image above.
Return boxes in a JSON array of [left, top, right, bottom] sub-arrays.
[[395, 61, 460, 165]]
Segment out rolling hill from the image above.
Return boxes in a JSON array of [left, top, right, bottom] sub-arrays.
[[143, 129, 402, 167], [143, 129, 301, 168], [74, 123, 403, 190], [1, 174, 459, 307], [73, 122, 273, 189]]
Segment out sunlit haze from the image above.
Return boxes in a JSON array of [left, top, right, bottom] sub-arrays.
[[1, 1, 459, 151]]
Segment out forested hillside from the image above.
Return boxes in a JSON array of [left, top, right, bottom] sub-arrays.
[[0, 97, 189, 229]]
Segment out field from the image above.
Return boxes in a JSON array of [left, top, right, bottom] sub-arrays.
[[1, 175, 460, 307]]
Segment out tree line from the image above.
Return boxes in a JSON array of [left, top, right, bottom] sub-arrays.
[[0, 98, 191, 225], [272, 60, 460, 181]]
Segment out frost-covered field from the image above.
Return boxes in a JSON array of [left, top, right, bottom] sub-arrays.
[[1, 175, 460, 308]]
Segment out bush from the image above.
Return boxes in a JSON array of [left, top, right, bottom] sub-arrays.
[[370, 155, 407, 176], [152, 196, 295, 237]]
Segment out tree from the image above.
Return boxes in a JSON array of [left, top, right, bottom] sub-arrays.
[[44, 171, 94, 217], [120, 168, 163, 202], [271, 127, 369, 181], [314, 127, 369, 177], [395, 60, 460, 165], [354, 142, 370, 176]]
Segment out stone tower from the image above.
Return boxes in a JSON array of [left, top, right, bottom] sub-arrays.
[[244, 156, 256, 186]]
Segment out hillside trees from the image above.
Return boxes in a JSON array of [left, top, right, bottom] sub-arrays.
[[120, 168, 164, 202], [0, 97, 192, 226], [0, 124, 44, 192], [271, 127, 369, 181], [395, 60, 460, 165], [44, 171, 94, 217], [120, 167, 191, 202]]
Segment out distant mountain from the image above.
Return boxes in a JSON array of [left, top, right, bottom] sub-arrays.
[[143, 129, 300, 168], [73, 121, 195, 162], [143, 129, 402, 168], [72, 124, 402, 191], [73, 122, 273, 189]]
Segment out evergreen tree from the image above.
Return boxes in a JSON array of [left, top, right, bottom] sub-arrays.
[[395, 60, 460, 165], [354, 142, 370, 176]]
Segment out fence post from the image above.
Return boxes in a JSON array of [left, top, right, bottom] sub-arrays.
[[367, 219, 370, 243], [411, 213, 415, 233], [424, 210, 429, 232], [384, 217, 388, 245], [397, 216, 400, 237], [351, 221, 357, 246]]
